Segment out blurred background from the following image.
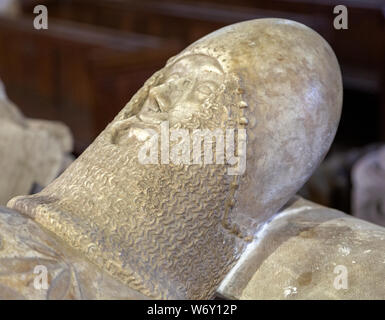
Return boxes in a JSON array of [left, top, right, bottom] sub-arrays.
[[0, 0, 384, 224]]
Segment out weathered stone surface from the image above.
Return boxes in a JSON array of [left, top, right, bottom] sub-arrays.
[[0, 80, 73, 205], [0, 206, 149, 299], [217, 197, 385, 300], [8, 18, 343, 299]]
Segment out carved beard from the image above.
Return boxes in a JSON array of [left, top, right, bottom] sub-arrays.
[[13, 95, 245, 299]]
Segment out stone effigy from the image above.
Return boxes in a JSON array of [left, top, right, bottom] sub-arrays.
[[0, 79, 73, 205], [0, 18, 383, 299], [352, 146, 385, 227], [299, 144, 379, 211]]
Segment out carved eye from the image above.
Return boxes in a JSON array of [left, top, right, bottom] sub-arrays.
[[197, 82, 215, 96], [165, 73, 180, 83]]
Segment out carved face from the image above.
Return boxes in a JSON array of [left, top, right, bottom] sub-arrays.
[[138, 54, 225, 126], [110, 55, 226, 146]]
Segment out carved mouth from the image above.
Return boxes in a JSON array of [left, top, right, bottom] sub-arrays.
[[110, 96, 169, 145], [137, 96, 168, 124], [138, 112, 168, 124], [147, 98, 161, 113]]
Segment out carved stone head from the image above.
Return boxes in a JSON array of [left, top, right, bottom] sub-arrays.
[[9, 19, 342, 299]]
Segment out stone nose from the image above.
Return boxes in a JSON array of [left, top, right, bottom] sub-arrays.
[[149, 78, 193, 113], [148, 86, 168, 112]]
